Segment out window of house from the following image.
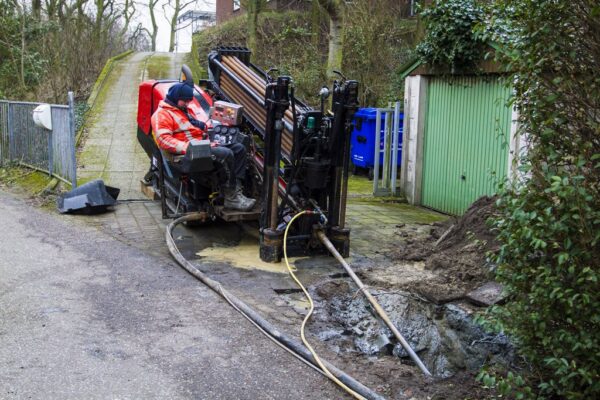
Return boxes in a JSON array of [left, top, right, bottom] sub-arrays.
[[233, 0, 240, 11]]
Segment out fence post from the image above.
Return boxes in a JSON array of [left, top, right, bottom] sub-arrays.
[[68, 91, 77, 188], [373, 109, 382, 194], [47, 111, 53, 177], [383, 104, 392, 190], [391, 101, 401, 196], [7, 102, 13, 162]]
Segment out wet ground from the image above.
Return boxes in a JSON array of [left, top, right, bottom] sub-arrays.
[[169, 203, 512, 399], [66, 52, 511, 399]]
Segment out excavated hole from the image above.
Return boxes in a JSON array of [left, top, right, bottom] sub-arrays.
[[310, 279, 514, 378]]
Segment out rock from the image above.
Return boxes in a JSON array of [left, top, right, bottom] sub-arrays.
[[466, 282, 505, 306], [373, 334, 392, 352], [415, 284, 465, 305]]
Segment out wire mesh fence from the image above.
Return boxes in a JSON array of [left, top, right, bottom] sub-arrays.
[[0, 93, 77, 187]]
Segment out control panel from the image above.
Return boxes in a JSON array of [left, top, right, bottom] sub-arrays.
[[210, 100, 244, 126]]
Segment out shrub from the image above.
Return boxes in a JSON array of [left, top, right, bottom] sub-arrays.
[[416, 0, 486, 72], [479, 1, 600, 398]]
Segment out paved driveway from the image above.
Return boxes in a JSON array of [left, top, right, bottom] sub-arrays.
[[0, 190, 344, 399]]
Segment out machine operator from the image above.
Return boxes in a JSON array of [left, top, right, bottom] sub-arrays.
[[151, 82, 256, 212]]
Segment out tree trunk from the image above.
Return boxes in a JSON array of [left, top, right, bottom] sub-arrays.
[[327, 11, 343, 77], [317, 0, 344, 79], [168, 0, 180, 52], [13, 1, 26, 89], [246, 0, 263, 57], [149, 0, 158, 51], [119, 0, 135, 42], [311, 0, 322, 49], [95, 0, 104, 40], [32, 0, 42, 19]]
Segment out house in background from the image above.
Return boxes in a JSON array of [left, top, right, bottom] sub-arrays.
[[215, 0, 420, 25], [175, 10, 216, 52], [216, 0, 307, 24]]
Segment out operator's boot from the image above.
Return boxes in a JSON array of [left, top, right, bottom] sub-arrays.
[[224, 183, 256, 211]]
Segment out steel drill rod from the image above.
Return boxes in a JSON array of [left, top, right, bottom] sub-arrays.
[[221, 79, 294, 156], [224, 56, 298, 123], [221, 78, 293, 153], [212, 58, 266, 106], [223, 57, 266, 98], [231, 57, 267, 87], [221, 79, 268, 126], [316, 230, 433, 377], [339, 128, 352, 228], [221, 70, 296, 136], [221, 77, 295, 139]]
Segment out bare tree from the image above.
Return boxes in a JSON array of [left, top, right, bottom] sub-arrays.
[[148, 0, 159, 50], [32, 0, 41, 19], [128, 22, 150, 50], [162, 0, 198, 52], [118, 0, 137, 41]]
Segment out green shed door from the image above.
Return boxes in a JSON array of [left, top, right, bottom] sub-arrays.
[[421, 76, 512, 215]]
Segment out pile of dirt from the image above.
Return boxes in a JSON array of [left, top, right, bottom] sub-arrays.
[[389, 196, 500, 303]]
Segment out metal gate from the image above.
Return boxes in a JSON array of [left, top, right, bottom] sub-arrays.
[[421, 76, 512, 215], [0, 93, 77, 187]]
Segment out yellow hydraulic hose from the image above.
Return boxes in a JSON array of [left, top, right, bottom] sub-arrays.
[[283, 211, 367, 400]]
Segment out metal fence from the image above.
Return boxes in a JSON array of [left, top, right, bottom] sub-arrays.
[[0, 92, 77, 187], [373, 101, 403, 197]]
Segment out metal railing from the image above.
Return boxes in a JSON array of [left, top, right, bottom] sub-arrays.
[[0, 92, 77, 187], [373, 101, 403, 197]]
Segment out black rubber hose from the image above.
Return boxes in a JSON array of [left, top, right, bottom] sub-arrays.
[[166, 213, 386, 400]]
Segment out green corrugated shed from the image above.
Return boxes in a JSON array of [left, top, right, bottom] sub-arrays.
[[420, 76, 512, 215]]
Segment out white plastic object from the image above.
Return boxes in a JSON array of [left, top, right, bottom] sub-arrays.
[[33, 104, 52, 130]]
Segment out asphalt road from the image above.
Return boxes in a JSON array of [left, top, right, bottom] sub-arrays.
[[0, 190, 344, 399]]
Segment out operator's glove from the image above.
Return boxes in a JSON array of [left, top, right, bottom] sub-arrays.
[[189, 118, 206, 131]]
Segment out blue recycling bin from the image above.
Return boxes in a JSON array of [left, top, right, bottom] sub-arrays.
[[351, 108, 402, 170]]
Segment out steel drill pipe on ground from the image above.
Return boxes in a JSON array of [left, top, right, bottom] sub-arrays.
[[166, 213, 386, 400], [316, 230, 433, 378]]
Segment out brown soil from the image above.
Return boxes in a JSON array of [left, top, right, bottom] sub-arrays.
[[386, 196, 500, 304]]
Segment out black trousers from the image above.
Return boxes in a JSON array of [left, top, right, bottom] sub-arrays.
[[210, 142, 246, 188]]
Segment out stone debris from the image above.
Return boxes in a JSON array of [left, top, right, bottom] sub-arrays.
[[466, 282, 505, 307]]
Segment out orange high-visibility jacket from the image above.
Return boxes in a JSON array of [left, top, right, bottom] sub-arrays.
[[151, 100, 206, 154]]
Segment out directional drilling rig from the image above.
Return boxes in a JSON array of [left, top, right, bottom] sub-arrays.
[[207, 47, 359, 262], [137, 47, 359, 262]]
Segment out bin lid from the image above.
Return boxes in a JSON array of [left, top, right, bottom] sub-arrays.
[[354, 107, 403, 120], [354, 107, 378, 119]]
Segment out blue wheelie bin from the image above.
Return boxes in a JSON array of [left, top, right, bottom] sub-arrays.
[[351, 108, 402, 179]]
